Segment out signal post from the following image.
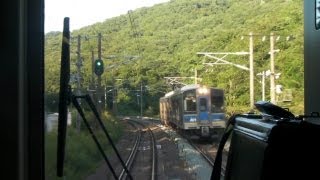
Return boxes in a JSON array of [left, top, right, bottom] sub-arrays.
[[94, 58, 104, 114], [95, 33, 104, 115]]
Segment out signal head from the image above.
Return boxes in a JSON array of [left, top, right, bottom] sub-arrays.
[[94, 59, 104, 76]]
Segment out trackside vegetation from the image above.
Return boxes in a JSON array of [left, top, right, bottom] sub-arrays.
[[45, 111, 123, 179]]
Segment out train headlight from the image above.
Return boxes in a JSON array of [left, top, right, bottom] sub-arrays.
[[198, 87, 209, 94]]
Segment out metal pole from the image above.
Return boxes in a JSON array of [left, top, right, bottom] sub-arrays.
[[140, 82, 143, 120], [76, 35, 82, 132], [97, 33, 102, 114], [257, 71, 266, 101], [262, 71, 265, 101], [112, 71, 117, 115], [98, 33, 102, 60], [249, 32, 254, 109], [195, 68, 197, 84], [104, 79, 107, 111], [270, 32, 276, 104], [91, 51, 95, 88]]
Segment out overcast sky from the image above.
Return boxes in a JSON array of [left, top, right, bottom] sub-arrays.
[[45, 0, 169, 33]]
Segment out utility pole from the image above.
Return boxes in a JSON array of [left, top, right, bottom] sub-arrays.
[[262, 71, 265, 101], [194, 69, 197, 84], [105, 55, 117, 115], [257, 71, 266, 101], [91, 50, 95, 89], [76, 35, 82, 132], [140, 82, 143, 120], [89, 50, 96, 107], [112, 73, 117, 115], [267, 32, 292, 104], [270, 32, 276, 104], [249, 32, 254, 109]]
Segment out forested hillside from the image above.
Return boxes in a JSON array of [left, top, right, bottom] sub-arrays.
[[45, 0, 304, 115]]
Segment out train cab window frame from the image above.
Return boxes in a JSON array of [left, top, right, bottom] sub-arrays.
[[317, 0, 320, 29]]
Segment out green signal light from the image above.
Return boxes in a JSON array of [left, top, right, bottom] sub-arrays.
[[94, 59, 104, 76]]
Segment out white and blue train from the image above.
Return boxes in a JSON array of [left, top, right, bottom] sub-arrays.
[[159, 84, 226, 139]]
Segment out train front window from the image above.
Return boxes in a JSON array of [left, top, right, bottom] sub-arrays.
[[184, 97, 196, 112], [199, 98, 208, 112], [211, 96, 224, 113], [183, 90, 197, 113], [211, 90, 224, 113]]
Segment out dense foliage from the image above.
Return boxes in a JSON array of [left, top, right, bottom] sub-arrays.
[[45, 0, 304, 115]]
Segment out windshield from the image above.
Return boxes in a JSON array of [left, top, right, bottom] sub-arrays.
[[45, 0, 304, 179]]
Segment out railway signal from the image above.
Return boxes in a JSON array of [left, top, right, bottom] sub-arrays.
[[94, 59, 104, 76]]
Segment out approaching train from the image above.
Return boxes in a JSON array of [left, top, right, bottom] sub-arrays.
[[159, 84, 226, 139]]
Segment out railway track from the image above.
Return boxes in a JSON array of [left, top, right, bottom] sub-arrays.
[[117, 120, 142, 180], [125, 119, 158, 180], [143, 117, 227, 179], [92, 118, 157, 180], [87, 117, 197, 179]]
